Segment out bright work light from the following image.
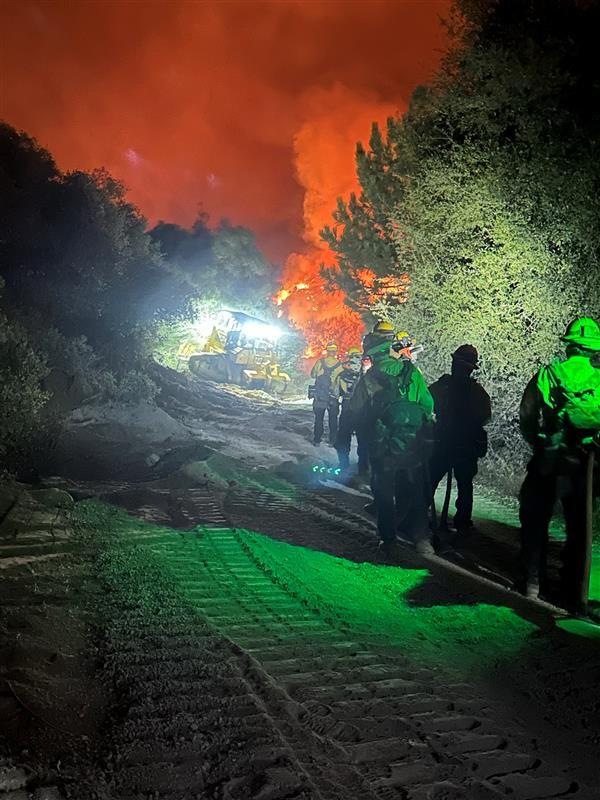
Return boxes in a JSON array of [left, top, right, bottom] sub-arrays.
[[241, 320, 283, 341]]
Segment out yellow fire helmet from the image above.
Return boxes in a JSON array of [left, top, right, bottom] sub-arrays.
[[373, 320, 394, 335], [325, 341, 338, 352], [394, 330, 413, 347], [346, 346, 362, 356]]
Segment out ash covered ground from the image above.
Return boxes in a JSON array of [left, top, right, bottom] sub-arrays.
[[1, 365, 599, 800]]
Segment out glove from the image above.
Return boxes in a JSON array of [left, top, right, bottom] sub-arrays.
[[581, 431, 600, 448]]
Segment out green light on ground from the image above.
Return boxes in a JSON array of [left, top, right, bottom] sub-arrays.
[[238, 530, 535, 668], [434, 486, 600, 606], [86, 501, 600, 673], [556, 618, 600, 640], [588, 546, 600, 602]]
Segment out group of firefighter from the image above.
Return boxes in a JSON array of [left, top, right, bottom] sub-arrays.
[[310, 317, 600, 613]]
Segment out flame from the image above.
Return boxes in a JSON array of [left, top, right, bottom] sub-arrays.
[[278, 249, 364, 355], [356, 269, 409, 305], [275, 288, 290, 306], [274, 86, 403, 353], [275, 282, 310, 306]]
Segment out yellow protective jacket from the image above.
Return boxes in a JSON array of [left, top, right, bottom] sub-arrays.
[[311, 356, 339, 379], [310, 355, 340, 409], [331, 363, 360, 402]]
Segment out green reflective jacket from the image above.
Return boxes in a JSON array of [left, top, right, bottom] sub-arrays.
[[520, 354, 600, 446], [348, 355, 434, 421], [349, 356, 434, 466]]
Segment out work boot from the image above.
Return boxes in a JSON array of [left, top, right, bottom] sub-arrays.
[[563, 597, 587, 617], [525, 581, 540, 600], [558, 582, 586, 616], [415, 539, 435, 557]]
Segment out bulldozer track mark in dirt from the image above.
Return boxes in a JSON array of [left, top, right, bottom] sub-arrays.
[[98, 512, 594, 800], [224, 487, 379, 565]]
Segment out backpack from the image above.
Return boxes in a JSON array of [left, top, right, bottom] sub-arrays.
[[371, 363, 426, 467], [340, 366, 360, 401], [542, 361, 600, 433], [311, 362, 336, 406]]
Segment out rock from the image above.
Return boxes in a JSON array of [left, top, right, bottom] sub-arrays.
[[0, 483, 18, 519], [150, 443, 215, 478], [0, 760, 32, 791], [29, 488, 75, 510], [51, 401, 193, 480], [497, 774, 572, 798], [33, 787, 64, 800], [1, 792, 30, 800], [0, 487, 73, 542]]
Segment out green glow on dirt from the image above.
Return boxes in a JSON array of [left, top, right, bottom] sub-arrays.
[[199, 452, 300, 499], [90, 502, 539, 674], [237, 530, 535, 667], [589, 547, 600, 602], [439, 487, 565, 537], [555, 618, 600, 640], [80, 498, 599, 658], [435, 486, 600, 603]]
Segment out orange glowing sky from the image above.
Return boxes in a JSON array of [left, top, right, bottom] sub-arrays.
[[1, 0, 449, 263]]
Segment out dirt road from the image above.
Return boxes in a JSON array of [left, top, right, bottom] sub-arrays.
[[2, 377, 599, 799], [5, 477, 597, 799]]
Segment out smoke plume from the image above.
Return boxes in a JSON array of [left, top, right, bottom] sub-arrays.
[[279, 85, 400, 353], [1, 0, 448, 346]]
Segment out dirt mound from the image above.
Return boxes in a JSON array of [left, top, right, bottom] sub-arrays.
[[50, 401, 194, 481], [46, 362, 316, 482]]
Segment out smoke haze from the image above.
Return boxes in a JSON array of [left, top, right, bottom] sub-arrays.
[[1, 0, 449, 349], [1, 1, 448, 258]]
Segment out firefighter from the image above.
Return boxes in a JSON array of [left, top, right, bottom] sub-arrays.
[[332, 346, 368, 474], [362, 320, 395, 357], [352, 323, 406, 508], [351, 336, 435, 555], [518, 317, 600, 608], [428, 345, 491, 538], [310, 341, 341, 445], [351, 322, 396, 507]]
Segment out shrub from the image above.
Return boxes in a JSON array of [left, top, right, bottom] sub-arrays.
[[0, 306, 48, 470], [110, 370, 159, 406]]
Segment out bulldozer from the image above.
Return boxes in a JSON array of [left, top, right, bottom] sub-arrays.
[[184, 310, 291, 395]]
